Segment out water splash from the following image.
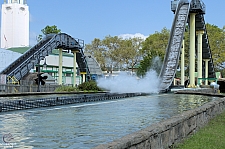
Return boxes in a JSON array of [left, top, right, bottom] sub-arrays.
[[97, 70, 160, 93], [151, 56, 162, 75]]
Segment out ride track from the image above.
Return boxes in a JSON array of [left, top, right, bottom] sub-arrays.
[[0, 33, 90, 81], [158, 0, 215, 92]]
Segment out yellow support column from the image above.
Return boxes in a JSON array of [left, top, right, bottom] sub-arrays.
[[80, 72, 86, 83], [58, 48, 63, 85], [72, 51, 77, 86], [189, 13, 196, 88], [181, 39, 185, 86], [82, 74, 86, 83], [204, 59, 210, 85], [197, 30, 204, 85]]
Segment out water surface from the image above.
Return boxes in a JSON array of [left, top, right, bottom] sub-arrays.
[[0, 94, 219, 148]]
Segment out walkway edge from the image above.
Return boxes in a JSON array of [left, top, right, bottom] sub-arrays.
[[174, 90, 225, 97]]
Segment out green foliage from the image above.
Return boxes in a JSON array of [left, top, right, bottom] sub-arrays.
[[85, 38, 106, 70], [37, 34, 43, 42], [41, 25, 61, 35], [183, 24, 225, 76], [37, 25, 61, 42], [54, 81, 103, 92], [183, 26, 190, 69], [141, 27, 170, 55], [85, 36, 144, 72], [137, 27, 170, 76], [78, 80, 103, 91], [120, 37, 144, 72], [102, 36, 124, 71], [137, 53, 163, 77], [206, 24, 225, 71], [54, 85, 78, 92], [136, 56, 151, 77]]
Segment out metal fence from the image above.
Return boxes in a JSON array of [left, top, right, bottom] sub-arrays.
[[0, 83, 60, 93]]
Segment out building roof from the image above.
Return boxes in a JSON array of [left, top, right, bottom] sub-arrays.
[[7, 47, 74, 57], [0, 48, 22, 72], [7, 47, 30, 54]]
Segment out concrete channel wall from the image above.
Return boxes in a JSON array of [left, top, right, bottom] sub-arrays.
[[94, 98, 225, 149], [0, 93, 145, 112]]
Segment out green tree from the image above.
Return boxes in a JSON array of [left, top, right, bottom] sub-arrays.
[[37, 25, 61, 42], [120, 37, 143, 72], [184, 28, 190, 75], [141, 27, 170, 55], [182, 24, 225, 76], [85, 38, 106, 70], [206, 24, 225, 71], [137, 49, 164, 77], [137, 27, 170, 76], [102, 35, 123, 72], [86, 36, 144, 72], [41, 25, 61, 35]]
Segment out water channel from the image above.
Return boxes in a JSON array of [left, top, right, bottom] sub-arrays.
[[0, 93, 221, 149]]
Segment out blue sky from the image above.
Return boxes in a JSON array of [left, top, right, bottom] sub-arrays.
[[27, 0, 225, 46]]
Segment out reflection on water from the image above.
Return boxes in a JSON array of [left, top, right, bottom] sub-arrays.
[[0, 94, 220, 149]]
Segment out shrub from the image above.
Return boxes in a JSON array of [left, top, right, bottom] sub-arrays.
[[78, 80, 103, 91]]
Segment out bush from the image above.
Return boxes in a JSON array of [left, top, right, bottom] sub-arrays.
[[78, 80, 103, 91]]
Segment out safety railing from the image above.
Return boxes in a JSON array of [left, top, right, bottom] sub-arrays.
[[7, 76, 19, 85], [197, 78, 217, 85]]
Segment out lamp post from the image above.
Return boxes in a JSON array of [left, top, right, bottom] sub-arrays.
[[32, 55, 47, 92]]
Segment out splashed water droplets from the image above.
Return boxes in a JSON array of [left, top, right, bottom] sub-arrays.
[[97, 70, 160, 93]]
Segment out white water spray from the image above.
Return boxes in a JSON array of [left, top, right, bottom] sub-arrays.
[[97, 70, 160, 93], [97, 57, 162, 93]]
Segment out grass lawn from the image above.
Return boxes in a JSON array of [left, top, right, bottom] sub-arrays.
[[175, 110, 225, 149]]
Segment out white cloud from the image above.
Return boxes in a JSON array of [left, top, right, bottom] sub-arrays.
[[118, 33, 148, 40]]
